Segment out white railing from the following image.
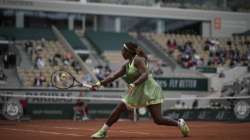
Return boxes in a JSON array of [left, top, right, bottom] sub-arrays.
[[223, 66, 247, 85], [52, 26, 98, 81]]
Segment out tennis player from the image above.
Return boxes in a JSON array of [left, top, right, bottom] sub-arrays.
[[91, 42, 190, 139]]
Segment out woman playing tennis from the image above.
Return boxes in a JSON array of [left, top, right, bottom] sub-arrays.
[[91, 42, 190, 139]]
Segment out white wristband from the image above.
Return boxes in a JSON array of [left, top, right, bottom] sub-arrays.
[[129, 83, 135, 88]]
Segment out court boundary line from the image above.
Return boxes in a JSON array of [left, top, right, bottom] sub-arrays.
[[0, 127, 85, 137], [27, 124, 151, 135]]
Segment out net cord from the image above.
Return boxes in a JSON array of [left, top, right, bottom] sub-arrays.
[[1, 94, 250, 101]]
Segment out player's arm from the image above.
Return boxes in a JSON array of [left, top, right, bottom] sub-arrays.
[[132, 56, 148, 86], [98, 62, 127, 86]]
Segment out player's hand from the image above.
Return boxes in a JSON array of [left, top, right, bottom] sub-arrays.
[[91, 81, 102, 91], [128, 83, 135, 96]]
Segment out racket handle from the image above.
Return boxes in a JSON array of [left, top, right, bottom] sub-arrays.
[[82, 82, 98, 91], [82, 83, 92, 89]]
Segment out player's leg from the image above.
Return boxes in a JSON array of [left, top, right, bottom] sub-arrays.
[[105, 102, 128, 126], [147, 103, 190, 137], [73, 106, 80, 120], [78, 106, 87, 120], [147, 103, 178, 126], [91, 102, 128, 139]]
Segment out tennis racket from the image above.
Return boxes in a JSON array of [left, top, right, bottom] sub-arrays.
[[51, 70, 92, 89]]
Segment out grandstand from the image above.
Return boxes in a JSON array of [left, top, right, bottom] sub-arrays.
[[0, 0, 250, 140], [143, 32, 250, 68], [0, 27, 95, 87], [61, 29, 88, 52], [86, 31, 139, 66]]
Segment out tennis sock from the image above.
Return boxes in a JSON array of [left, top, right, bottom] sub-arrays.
[[101, 124, 109, 131]]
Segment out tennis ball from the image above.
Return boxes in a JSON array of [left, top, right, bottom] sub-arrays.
[[60, 73, 67, 79]]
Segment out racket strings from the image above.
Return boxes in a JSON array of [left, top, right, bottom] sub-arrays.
[[52, 71, 74, 89]]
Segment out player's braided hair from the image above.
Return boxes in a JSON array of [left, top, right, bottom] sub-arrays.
[[124, 42, 147, 60]]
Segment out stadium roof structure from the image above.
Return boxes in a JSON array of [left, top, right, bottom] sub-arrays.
[[0, 27, 56, 40], [86, 31, 136, 52], [1, 0, 250, 37], [1, 0, 249, 22]]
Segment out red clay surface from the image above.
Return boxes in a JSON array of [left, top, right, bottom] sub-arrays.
[[0, 119, 250, 140]]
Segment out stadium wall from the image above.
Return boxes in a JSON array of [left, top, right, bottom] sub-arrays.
[[0, 0, 250, 37], [1, 88, 249, 121]]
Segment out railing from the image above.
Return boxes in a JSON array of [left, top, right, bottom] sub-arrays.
[[88, 0, 250, 13], [223, 66, 247, 85], [52, 26, 98, 82]]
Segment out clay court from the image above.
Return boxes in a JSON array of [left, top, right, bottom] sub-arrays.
[[0, 120, 250, 140]]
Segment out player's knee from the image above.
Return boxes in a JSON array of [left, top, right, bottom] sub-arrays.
[[153, 117, 163, 125]]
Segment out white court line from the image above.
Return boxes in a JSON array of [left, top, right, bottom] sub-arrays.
[[0, 128, 85, 137], [54, 126, 94, 130], [28, 125, 94, 131], [53, 127, 151, 135], [27, 124, 151, 135], [54, 126, 95, 131], [118, 130, 150, 135]]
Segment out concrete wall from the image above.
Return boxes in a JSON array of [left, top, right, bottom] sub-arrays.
[[99, 16, 116, 32], [0, 0, 250, 37], [212, 19, 249, 37]]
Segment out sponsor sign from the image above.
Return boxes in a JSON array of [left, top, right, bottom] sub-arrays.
[[2, 98, 23, 120], [155, 77, 208, 91], [234, 101, 250, 120], [164, 108, 250, 121]]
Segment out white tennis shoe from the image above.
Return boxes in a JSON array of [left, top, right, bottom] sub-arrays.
[[178, 118, 190, 137]]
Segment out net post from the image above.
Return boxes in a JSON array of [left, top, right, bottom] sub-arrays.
[[133, 108, 137, 122]]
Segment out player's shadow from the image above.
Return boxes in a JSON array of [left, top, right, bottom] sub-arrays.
[[0, 120, 19, 126], [109, 136, 187, 139]]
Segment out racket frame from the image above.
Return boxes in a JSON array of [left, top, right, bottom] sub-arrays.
[[51, 70, 92, 89]]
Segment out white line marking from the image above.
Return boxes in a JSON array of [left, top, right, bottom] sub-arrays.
[[54, 126, 94, 131], [27, 125, 94, 131], [118, 130, 150, 135], [26, 124, 151, 135], [0, 128, 85, 137]]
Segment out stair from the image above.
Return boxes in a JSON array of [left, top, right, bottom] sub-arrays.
[[81, 38, 106, 66], [15, 43, 33, 69], [136, 34, 178, 69], [0, 68, 21, 88]]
